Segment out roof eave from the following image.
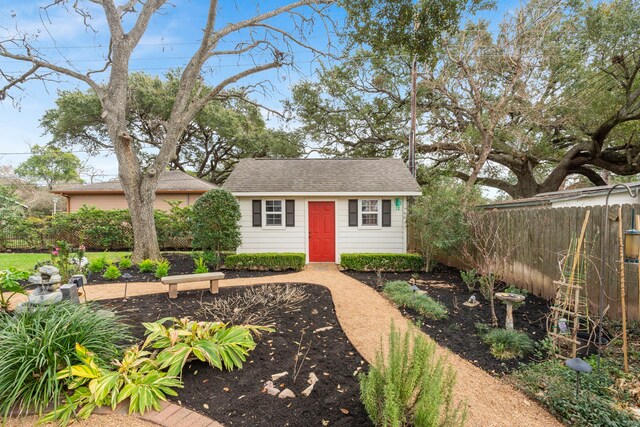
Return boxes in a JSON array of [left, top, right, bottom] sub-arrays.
[[228, 191, 422, 197]]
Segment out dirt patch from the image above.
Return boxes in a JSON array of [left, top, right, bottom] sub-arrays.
[[87, 253, 296, 285], [343, 265, 551, 375], [98, 284, 372, 427]]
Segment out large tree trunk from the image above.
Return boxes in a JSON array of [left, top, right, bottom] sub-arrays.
[[125, 177, 161, 262]]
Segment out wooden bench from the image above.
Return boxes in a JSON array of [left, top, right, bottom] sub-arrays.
[[161, 272, 225, 299]]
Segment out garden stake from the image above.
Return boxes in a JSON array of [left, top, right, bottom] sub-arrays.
[[618, 206, 628, 372]]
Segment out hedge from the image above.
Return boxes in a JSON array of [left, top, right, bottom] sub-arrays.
[[223, 253, 306, 271], [340, 253, 423, 272]]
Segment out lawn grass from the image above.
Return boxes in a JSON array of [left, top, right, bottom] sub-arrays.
[[0, 252, 131, 271]]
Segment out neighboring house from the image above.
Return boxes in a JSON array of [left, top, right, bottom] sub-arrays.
[[52, 170, 216, 212], [480, 182, 640, 210], [222, 158, 422, 263]]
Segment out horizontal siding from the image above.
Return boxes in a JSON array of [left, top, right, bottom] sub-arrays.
[[236, 196, 408, 262], [69, 194, 198, 212], [237, 197, 306, 253]]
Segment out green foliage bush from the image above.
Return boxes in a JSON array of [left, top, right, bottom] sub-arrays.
[[514, 359, 639, 426], [194, 257, 209, 274], [407, 181, 476, 272], [102, 264, 122, 280], [154, 260, 170, 278], [383, 281, 448, 320], [0, 303, 129, 418], [224, 253, 305, 271], [88, 255, 108, 274], [480, 328, 535, 360], [0, 268, 28, 312], [359, 323, 466, 427], [460, 269, 479, 292], [138, 259, 156, 273], [189, 189, 241, 268], [340, 253, 423, 272], [118, 256, 132, 269]]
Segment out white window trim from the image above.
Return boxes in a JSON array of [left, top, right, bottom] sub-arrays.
[[358, 198, 382, 229], [262, 199, 286, 229]]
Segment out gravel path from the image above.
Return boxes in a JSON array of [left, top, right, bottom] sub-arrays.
[[7, 264, 561, 427]]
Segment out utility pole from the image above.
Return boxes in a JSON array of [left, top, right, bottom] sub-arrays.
[[409, 56, 417, 177]]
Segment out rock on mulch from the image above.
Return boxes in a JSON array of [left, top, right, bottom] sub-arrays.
[[98, 284, 372, 427], [344, 265, 552, 375]]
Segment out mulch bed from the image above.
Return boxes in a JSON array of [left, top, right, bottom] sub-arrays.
[[98, 284, 372, 427], [343, 265, 552, 375], [87, 253, 296, 284]]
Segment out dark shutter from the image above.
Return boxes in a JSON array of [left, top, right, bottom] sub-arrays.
[[252, 200, 262, 227], [348, 199, 358, 227], [285, 200, 295, 227], [382, 199, 391, 227]]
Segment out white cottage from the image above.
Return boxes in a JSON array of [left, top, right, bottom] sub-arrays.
[[222, 158, 422, 264]]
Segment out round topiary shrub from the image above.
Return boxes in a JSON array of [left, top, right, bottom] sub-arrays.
[[189, 189, 241, 268]]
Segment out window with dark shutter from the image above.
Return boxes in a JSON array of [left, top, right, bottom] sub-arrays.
[[348, 199, 358, 226], [285, 200, 295, 227], [252, 200, 261, 227], [382, 199, 391, 227]]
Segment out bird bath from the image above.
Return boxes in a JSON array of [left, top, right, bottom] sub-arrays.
[[495, 292, 525, 330]]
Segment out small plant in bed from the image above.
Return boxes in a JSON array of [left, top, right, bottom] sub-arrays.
[[154, 259, 170, 278], [513, 358, 639, 426], [118, 256, 132, 269], [0, 268, 28, 312], [477, 325, 535, 360], [360, 322, 466, 427], [144, 317, 271, 376], [138, 258, 156, 273], [88, 255, 109, 274], [194, 256, 209, 274], [0, 302, 129, 419], [102, 264, 122, 280], [383, 280, 447, 320]]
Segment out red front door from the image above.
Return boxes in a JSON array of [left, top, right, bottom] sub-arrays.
[[309, 202, 335, 262]]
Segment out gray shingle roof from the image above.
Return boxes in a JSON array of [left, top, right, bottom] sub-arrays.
[[53, 170, 216, 194], [222, 158, 422, 194]]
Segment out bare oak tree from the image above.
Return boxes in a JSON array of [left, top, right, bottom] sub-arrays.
[[0, 0, 334, 260]]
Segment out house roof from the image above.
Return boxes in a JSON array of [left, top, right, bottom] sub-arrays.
[[52, 170, 216, 195], [222, 158, 423, 195], [480, 181, 640, 210]]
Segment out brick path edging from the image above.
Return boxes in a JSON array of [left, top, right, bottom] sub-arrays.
[[95, 401, 222, 427]]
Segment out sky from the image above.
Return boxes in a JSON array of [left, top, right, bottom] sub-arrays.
[[0, 0, 520, 183]]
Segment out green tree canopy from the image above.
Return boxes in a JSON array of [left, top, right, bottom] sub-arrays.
[[41, 72, 303, 185], [15, 145, 82, 190]]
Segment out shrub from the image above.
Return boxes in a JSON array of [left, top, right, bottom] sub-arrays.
[[102, 264, 122, 280], [340, 253, 423, 272], [0, 268, 28, 312], [408, 180, 475, 272], [144, 317, 272, 376], [0, 303, 129, 418], [513, 359, 639, 426], [359, 323, 466, 427], [138, 259, 156, 273], [383, 281, 448, 320], [42, 343, 182, 425], [480, 328, 535, 360], [197, 284, 307, 325], [154, 260, 170, 278], [194, 257, 209, 274], [189, 189, 242, 268], [224, 253, 305, 271], [118, 256, 132, 269], [88, 255, 109, 274], [460, 269, 479, 292]]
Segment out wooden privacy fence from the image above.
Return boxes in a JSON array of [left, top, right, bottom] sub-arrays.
[[438, 204, 640, 321]]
